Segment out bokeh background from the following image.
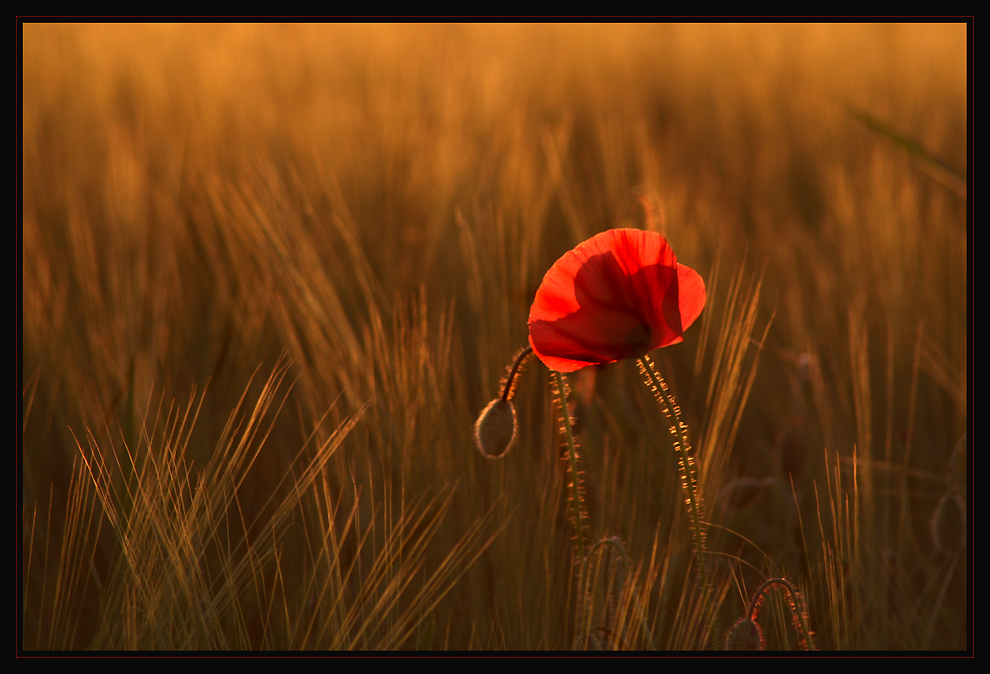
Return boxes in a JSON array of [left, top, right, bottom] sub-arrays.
[[22, 23, 968, 650]]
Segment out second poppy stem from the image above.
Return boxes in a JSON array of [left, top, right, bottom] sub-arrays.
[[638, 354, 716, 649], [552, 371, 586, 559]]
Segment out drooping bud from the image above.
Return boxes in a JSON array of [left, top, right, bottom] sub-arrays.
[[474, 398, 517, 458], [473, 347, 532, 459], [725, 618, 765, 651]]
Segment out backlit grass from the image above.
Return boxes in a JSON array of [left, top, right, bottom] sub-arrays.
[[21, 23, 968, 651]]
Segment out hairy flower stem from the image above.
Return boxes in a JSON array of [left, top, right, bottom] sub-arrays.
[[637, 354, 716, 649], [575, 536, 657, 650], [501, 347, 533, 402], [553, 371, 586, 559], [745, 577, 817, 651]]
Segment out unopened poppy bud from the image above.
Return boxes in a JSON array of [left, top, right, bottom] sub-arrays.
[[725, 618, 765, 651], [474, 399, 517, 458]]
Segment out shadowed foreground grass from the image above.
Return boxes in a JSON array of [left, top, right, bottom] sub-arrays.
[[21, 23, 968, 651]]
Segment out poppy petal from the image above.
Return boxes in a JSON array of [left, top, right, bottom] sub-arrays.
[[528, 228, 706, 372]]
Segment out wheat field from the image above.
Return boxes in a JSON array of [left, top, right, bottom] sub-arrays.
[[21, 23, 969, 651]]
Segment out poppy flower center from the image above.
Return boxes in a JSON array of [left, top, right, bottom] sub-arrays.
[[623, 323, 652, 357]]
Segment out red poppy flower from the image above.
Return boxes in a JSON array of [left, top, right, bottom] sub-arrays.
[[528, 228, 706, 372]]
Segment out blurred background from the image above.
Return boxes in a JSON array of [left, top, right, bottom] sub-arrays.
[[21, 23, 968, 650]]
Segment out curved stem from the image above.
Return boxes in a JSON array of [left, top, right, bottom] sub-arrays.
[[501, 347, 533, 402], [747, 577, 816, 651]]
